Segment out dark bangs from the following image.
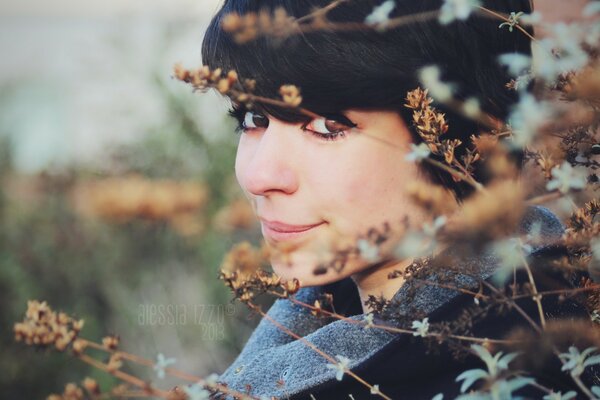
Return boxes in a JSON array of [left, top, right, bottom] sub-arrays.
[[201, 0, 531, 120], [200, 0, 533, 199], [201, 0, 440, 121]]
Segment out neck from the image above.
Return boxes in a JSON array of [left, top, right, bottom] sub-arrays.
[[351, 258, 413, 314]]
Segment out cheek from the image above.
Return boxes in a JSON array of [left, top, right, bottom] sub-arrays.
[[316, 145, 416, 234], [234, 137, 252, 189]]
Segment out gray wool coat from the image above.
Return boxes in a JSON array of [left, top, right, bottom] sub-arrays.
[[215, 206, 586, 400]]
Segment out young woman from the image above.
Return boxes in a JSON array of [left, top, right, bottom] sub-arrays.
[[195, 0, 594, 398]]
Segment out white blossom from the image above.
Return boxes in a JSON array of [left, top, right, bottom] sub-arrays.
[[418, 65, 455, 102], [519, 11, 542, 25], [183, 383, 211, 400], [591, 238, 600, 261], [363, 313, 375, 329], [153, 353, 176, 379], [439, 0, 482, 25], [326, 355, 351, 381], [395, 217, 445, 259], [204, 373, 220, 385], [411, 317, 430, 337], [370, 385, 382, 395], [508, 93, 552, 148], [512, 73, 533, 91], [525, 220, 542, 246], [422, 216, 447, 237], [583, 1, 600, 17], [405, 142, 431, 162], [498, 53, 532, 77], [365, 0, 396, 30], [489, 238, 532, 285], [498, 11, 524, 32], [462, 97, 481, 119], [357, 239, 380, 262], [546, 161, 587, 194], [533, 23, 590, 82]]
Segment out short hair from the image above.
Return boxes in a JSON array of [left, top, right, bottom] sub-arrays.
[[201, 0, 533, 200]]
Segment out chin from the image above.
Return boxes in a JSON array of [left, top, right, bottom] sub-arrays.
[[270, 250, 356, 288]]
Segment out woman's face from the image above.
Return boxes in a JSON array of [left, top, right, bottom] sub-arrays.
[[234, 107, 428, 286]]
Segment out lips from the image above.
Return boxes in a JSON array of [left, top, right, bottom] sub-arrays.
[[260, 219, 324, 242]]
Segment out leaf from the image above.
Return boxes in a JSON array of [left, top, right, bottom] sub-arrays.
[[456, 368, 489, 393], [497, 352, 520, 370], [503, 376, 535, 393], [583, 354, 600, 368]]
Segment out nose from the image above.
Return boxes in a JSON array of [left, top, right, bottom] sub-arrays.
[[236, 119, 300, 197]]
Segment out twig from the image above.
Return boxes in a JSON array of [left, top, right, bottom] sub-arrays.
[[518, 238, 546, 329]]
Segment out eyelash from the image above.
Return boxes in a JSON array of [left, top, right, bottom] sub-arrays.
[[226, 105, 357, 141]]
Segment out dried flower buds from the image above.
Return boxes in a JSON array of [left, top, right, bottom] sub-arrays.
[[82, 377, 100, 396], [102, 334, 120, 351], [220, 8, 297, 44], [14, 300, 83, 352], [71, 176, 208, 237], [279, 84, 303, 107]]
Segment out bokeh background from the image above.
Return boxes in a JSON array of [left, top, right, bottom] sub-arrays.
[[1, 0, 267, 397], [1, 0, 591, 398]]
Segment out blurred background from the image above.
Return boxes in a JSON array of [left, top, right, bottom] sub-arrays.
[[1, 0, 267, 397]]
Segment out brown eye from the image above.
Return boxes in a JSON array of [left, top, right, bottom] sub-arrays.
[[302, 114, 357, 141], [243, 111, 269, 130], [309, 117, 348, 135]]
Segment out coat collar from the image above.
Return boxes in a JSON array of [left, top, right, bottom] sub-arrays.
[[217, 206, 564, 399]]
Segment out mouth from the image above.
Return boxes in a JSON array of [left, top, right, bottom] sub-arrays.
[[260, 219, 325, 242]]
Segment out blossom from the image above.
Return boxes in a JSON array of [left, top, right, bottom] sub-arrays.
[[583, 1, 600, 17], [591, 238, 600, 261], [411, 318, 430, 337], [508, 93, 552, 148], [498, 11, 524, 32], [363, 313, 375, 329], [439, 0, 482, 25], [524, 220, 543, 249], [183, 383, 211, 400], [154, 353, 176, 379], [204, 373, 220, 385], [370, 385, 382, 395], [422, 216, 447, 237], [512, 73, 533, 91], [405, 143, 431, 162], [326, 355, 351, 381], [546, 161, 587, 194], [462, 97, 481, 119], [489, 238, 532, 285], [533, 23, 590, 82], [365, 0, 396, 30], [418, 65, 455, 102], [519, 11, 542, 25], [559, 346, 600, 378], [395, 216, 445, 259], [498, 53, 532, 77], [357, 239, 380, 262]]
